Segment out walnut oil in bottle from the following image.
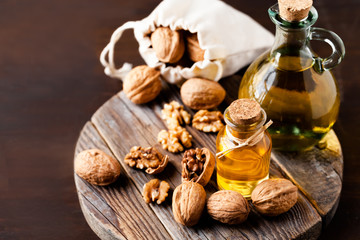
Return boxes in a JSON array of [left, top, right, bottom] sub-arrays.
[[216, 99, 272, 198]]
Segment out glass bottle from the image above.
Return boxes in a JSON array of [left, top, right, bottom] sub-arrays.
[[238, 3, 345, 151], [216, 100, 272, 199]]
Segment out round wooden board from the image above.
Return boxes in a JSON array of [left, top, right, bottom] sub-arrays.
[[74, 79, 343, 240]]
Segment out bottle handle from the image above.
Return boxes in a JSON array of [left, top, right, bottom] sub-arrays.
[[310, 27, 345, 72]]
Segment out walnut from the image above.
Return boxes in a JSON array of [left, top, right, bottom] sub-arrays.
[[251, 178, 298, 216], [151, 27, 185, 63], [157, 126, 192, 153], [143, 179, 170, 204], [192, 110, 224, 132], [182, 148, 215, 186], [123, 65, 162, 104], [172, 181, 206, 226], [74, 149, 121, 186], [180, 78, 226, 110], [207, 190, 250, 225], [124, 146, 169, 174], [185, 32, 205, 62], [161, 101, 191, 130]]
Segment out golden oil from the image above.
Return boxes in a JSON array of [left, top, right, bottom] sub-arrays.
[[216, 106, 272, 199]]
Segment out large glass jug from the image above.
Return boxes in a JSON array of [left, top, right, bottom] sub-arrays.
[[238, 4, 345, 151]]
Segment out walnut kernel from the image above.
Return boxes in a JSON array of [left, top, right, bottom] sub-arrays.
[[143, 179, 170, 204], [192, 110, 224, 132], [161, 101, 191, 130], [157, 126, 192, 153], [124, 146, 169, 174]]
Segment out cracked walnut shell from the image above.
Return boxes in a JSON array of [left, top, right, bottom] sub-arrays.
[[161, 101, 191, 130], [251, 178, 298, 216], [172, 181, 206, 226], [207, 190, 250, 225], [75, 149, 121, 186], [182, 148, 215, 186], [143, 179, 170, 204], [123, 65, 162, 104], [151, 27, 185, 63], [158, 126, 192, 153], [124, 146, 169, 174], [192, 110, 224, 132], [180, 78, 226, 110]]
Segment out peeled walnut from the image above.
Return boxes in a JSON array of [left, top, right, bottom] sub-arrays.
[[151, 27, 185, 63], [172, 181, 206, 226], [185, 32, 205, 62], [251, 178, 298, 216], [207, 190, 250, 224], [158, 126, 192, 153], [192, 110, 224, 132], [161, 101, 191, 130], [124, 146, 169, 174], [180, 78, 226, 110], [75, 149, 121, 186], [143, 179, 170, 204], [182, 148, 215, 186], [123, 65, 162, 104]]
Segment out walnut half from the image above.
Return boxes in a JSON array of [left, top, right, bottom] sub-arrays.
[[143, 179, 170, 204], [192, 110, 224, 133], [158, 126, 192, 153], [182, 148, 215, 186], [124, 146, 169, 174], [161, 101, 191, 130]]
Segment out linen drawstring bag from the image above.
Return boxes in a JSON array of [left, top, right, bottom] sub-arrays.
[[100, 0, 274, 84]]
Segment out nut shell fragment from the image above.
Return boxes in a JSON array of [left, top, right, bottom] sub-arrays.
[[172, 181, 206, 226], [180, 78, 226, 110], [75, 149, 121, 186], [143, 179, 170, 204], [151, 27, 185, 63], [251, 178, 298, 216], [182, 148, 215, 186], [207, 190, 250, 224], [123, 65, 161, 104]]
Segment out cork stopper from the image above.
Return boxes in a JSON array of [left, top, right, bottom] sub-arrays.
[[278, 0, 313, 22], [228, 99, 261, 125]]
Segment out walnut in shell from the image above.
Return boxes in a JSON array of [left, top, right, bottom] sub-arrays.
[[151, 27, 185, 63], [172, 181, 206, 226], [158, 126, 192, 153], [143, 179, 170, 204], [207, 190, 250, 224], [192, 110, 224, 132], [123, 65, 162, 104], [182, 148, 215, 186], [75, 149, 121, 186], [185, 32, 205, 62], [251, 178, 298, 216], [180, 78, 226, 110], [161, 101, 191, 130], [124, 146, 169, 174]]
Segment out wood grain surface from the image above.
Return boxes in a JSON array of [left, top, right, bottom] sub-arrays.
[[73, 76, 343, 239], [1, 0, 359, 239]]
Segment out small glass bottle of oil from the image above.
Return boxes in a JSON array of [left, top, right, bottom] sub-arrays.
[[238, 1, 345, 151], [216, 99, 272, 198]]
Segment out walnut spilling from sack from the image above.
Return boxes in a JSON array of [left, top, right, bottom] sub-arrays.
[[143, 179, 170, 204], [158, 126, 192, 153], [181, 148, 215, 186], [192, 110, 224, 132], [161, 101, 191, 130], [124, 146, 169, 174]]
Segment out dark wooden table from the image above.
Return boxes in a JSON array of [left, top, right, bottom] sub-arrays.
[[0, 0, 358, 239]]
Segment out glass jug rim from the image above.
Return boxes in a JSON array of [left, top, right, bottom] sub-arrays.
[[268, 3, 318, 29]]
